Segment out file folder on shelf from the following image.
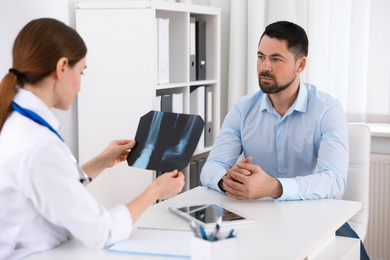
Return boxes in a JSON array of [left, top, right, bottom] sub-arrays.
[[161, 94, 172, 112], [190, 160, 198, 189], [154, 95, 162, 111], [195, 20, 206, 80], [204, 86, 213, 147], [190, 17, 197, 81], [197, 157, 205, 187], [189, 158, 206, 189], [190, 86, 205, 150], [156, 18, 169, 84], [172, 93, 183, 114], [158, 93, 183, 113]]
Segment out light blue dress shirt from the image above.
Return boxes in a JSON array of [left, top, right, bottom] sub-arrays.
[[201, 80, 349, 201]]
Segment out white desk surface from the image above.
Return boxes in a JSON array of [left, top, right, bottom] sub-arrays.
[[24, 186, 361, 260]]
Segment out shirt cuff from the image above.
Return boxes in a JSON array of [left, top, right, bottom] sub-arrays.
[[207, 172, 227, 194], [276, 178, 299, 201]]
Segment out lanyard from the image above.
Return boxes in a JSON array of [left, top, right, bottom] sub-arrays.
[[11, 101, 91, 184], [11, 102, 64, 141]]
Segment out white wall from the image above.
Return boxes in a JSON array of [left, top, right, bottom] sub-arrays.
[[0, 0, 79, 157]]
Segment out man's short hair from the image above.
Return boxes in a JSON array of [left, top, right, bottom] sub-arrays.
[[260, 21, 308, 60]]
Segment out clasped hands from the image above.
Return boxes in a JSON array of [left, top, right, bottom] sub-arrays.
[[220, 156, 283, 200]]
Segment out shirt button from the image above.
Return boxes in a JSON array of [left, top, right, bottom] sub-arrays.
[[279, 121, 283, 125], [280, 170, 284, 174], [278, 146, 282, 150]]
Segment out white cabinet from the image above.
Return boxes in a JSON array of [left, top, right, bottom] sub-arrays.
[[76, 1, 221, 207]]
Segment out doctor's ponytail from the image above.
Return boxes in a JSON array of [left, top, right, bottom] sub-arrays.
[[0, 18, 87, 132], [0, 72, 18, 131]]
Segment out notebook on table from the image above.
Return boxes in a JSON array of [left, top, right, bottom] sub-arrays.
[[107, 227, 192, 258]]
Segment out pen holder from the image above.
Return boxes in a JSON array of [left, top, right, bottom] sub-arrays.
[[191, 236, 237, 260]]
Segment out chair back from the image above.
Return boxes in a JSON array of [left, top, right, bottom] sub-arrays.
[[342, 123, 371, 241]]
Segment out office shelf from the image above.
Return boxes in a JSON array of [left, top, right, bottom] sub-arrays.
[[76, 1, 221, 205]]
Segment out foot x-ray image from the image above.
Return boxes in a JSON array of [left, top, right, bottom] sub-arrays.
[[127, 110, 205, 172]]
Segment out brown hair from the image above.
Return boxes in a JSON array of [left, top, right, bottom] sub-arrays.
[[0, 18, 87, 131]]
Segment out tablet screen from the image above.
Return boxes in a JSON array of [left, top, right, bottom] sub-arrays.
[[169, 203, 254, 227]]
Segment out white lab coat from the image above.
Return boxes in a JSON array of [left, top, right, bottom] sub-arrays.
[[0, 88, 132, 260]]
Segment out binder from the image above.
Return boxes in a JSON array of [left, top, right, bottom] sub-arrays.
[[172, 93, 183, 113], [204, 86, 213, 147], [154, 95, 162, 111], [190, 160, 198, 189], [156, 18, 169, 84], [161, 94, 172, 112], [156, 170, 163, 178], [196, 20, 206, 80], [190, 17, 196, 81], [190, 86, 205, 150], [197, 157, 206, 187]]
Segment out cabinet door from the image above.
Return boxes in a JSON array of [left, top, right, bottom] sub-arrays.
[[76, 8, 156, 207]]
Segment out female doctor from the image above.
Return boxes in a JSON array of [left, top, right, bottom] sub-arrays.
[[0, 18, 185, 260]]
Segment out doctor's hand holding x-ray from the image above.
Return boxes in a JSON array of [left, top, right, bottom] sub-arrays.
[[83, 138, 184, 203], [82, 138, 185, 220], [82, 139, 136, 181]]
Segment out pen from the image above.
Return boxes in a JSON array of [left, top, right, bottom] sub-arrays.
[[213, 223, 220, 240], [199, 225, 208, 240], [226, 229, 235, 239]]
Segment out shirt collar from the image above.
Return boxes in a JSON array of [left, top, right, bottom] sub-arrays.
[[258, 78, 308, 115], [259, 92, 273, 112], [293, 79, 308, 113], [13, 87, 61, 132]]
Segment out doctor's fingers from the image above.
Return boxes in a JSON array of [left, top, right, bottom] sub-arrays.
[[115, 140, 136, 158], [169, 172, 185, 192], [156, 172, 185, 197], [161, 170, 185, 187], [116, 139, 136, 150]]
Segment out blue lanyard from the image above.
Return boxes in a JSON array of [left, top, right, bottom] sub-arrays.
[[11, 101, 91, 184], [11, 101, 64, 142]]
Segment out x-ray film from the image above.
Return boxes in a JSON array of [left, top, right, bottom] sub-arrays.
[[127, 110, 205, 172]]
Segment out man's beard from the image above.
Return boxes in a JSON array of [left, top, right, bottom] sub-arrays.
[[258, 72, 296, 94]]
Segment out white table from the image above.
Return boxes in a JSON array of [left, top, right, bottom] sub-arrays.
[[24, 187, 361, 260]]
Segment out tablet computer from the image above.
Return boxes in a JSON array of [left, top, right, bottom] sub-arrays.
[[168, 203, 254, 228]]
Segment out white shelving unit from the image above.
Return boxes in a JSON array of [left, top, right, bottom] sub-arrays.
[[75, 1, 221, 207]]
